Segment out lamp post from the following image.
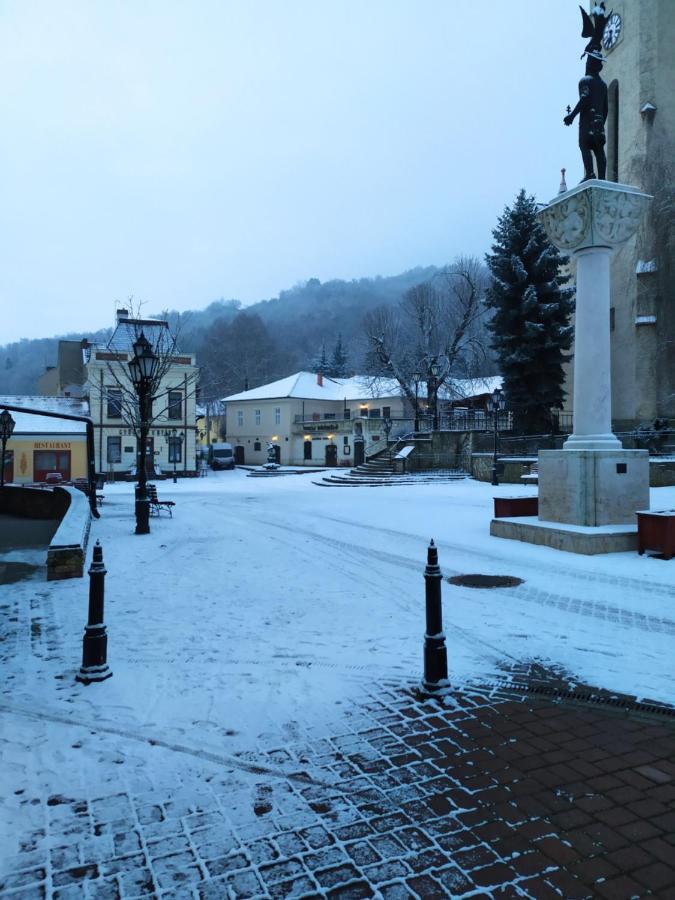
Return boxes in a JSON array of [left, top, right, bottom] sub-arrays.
[[383, 416, 392, 445], [486, 387, 506, 486], [412, 372, 421, 432], [430, 360, 442, 430], [167, 427, 183, 484], [128, 333, 159, 534], [0, 409, 16, 489]]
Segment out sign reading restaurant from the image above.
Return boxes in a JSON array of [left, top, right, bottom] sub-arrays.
[[34, 441, 72, 449]]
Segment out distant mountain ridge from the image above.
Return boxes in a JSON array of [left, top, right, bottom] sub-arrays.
[[0, 265, 442, 395]]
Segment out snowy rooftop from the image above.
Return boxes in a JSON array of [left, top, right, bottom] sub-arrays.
[[444, 375, 502, 401], [222, 372, 503, 404], [222, 372, 401, 403], [0, 396, 89, 434]]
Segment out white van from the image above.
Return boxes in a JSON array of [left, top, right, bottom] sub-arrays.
[[210, 442, 235, 470]]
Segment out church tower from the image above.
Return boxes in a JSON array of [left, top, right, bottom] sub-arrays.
[[597, 1, 675, 429]]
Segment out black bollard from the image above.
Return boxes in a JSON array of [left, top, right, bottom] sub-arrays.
[[76, 540, 113, 684], [423, 539, 448, 690]]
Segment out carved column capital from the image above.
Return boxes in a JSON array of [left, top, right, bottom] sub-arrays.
[[538, 180, 652, 253]]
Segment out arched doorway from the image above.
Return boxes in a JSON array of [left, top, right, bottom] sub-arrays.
[[353, 437, 364, 466], [304, 440, 312, 461], [325, 443, 338, 466], [273, 444, 281, 464], [234, 445, 245, 465]]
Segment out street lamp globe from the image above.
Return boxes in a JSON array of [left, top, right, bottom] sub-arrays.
[[130, 332, 159, 382], [0, 409, 16, 441], [430, 361, 442, 378]]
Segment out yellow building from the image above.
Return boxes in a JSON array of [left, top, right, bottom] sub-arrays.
[[0, 398, 89, 484]]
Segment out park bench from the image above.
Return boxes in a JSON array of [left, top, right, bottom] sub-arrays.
[[147, 483, 175, 517]]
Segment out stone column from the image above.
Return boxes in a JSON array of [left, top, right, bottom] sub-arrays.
[[536, 180, 652, 527]]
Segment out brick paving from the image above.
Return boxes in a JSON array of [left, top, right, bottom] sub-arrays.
[[2, 680, 675, 899]]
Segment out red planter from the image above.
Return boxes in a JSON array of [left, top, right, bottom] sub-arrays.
[[637, 510, 675, 560], [494, 496, 539, 518]]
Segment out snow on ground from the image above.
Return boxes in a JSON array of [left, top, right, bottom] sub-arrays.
[[2, 471, 675, 861]]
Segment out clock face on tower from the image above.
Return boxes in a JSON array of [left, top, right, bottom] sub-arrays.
[[603, 12, 622, 51]]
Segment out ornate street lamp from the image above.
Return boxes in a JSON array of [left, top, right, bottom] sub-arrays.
[[412, 372, 421, 432], [128, 332, 159, 534], [0, 409, 16, 489], [166, 426, 183, 484], [486, 387, 506, 486], [430, 360, 442, 430], [383, 416, 392, 444]]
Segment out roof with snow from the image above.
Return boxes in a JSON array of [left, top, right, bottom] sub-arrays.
[[106, 317, 171, 354], [222, 373, 401, 403], [443, 376, 503, 401], [0, 396, 89, 434]]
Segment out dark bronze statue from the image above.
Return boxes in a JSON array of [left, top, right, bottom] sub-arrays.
[[564, 4, 610, 181]]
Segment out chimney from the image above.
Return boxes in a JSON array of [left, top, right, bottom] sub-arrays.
[[116, 308, 129, 322], [317, 372, 323, 387]]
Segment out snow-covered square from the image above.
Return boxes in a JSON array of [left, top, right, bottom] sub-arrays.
[[2, 473, 675, 898]]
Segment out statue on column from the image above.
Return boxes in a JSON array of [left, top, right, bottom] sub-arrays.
[[564, 4, 610, 181]]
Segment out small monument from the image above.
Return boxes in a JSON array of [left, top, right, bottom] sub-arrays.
[[262, 442, 280, 471], [491, 4, 653, 554]]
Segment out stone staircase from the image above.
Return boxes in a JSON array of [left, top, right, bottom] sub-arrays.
[[313, 454, 467, 487]]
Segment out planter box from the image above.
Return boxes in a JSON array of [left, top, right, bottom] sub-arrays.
[[637, 509, 675, 559], [494, 496, 539, 518]]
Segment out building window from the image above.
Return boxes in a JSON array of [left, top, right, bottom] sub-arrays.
[[168, 391, 182, 420], [610, 307, 615, 331], [168, 435, 182, 463], [254, 440, 261, 451], [237, 410, 244, 427], [344, 408, 350, 419], [382, 406, 391, 418], [254, 409, 261, 426], [274, 407, 281, 425], [369, 408, 381, 418], [323, 413, 336, 420], [107, 389, 122, 418], [106, 436, 122, 464]]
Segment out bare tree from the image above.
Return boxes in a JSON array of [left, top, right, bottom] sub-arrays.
[[363, 256, 490, 417], [94, 301, 199, 465]]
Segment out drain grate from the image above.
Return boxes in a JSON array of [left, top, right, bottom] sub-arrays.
[[448, 574, 524, 589]]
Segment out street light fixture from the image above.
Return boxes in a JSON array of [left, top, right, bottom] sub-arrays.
[[486, 387, 506, 486], [383, 416, 392, 444], [128, 332, 159, 534], [429, 360, 442, 430], [0, 409, 16, 489], [412, 372, 421, 432], [166, 426, 183, 484]]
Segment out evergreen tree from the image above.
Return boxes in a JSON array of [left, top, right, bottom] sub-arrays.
[[485, 190, 574, 433], [328, 334, 349, 378], [311, 341, 329, 374]]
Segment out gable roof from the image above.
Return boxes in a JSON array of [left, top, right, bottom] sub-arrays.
[[222, 372, 401, 403]]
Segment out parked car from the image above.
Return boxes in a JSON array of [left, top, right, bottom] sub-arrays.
[[210, 442, 235, 470]]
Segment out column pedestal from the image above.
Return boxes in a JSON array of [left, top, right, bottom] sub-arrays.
[[491, 181, 652, 555]]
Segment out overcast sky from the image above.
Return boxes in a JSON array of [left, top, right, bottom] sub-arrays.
[[1, 1, 581, 344]]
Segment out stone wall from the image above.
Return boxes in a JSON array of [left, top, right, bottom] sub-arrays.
[[471, 454, 537, 484], [0, 485, 70, 519], [47, 488, 91, 580]]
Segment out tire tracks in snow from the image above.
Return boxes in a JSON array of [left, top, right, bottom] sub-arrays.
[[0, 702, 336, 788], [261, 518, 675, 641]]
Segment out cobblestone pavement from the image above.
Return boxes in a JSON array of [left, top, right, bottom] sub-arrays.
[[2, 679, 675, 899]]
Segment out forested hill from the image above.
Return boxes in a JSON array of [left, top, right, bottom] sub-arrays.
[[1, 266, 441, 394]]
